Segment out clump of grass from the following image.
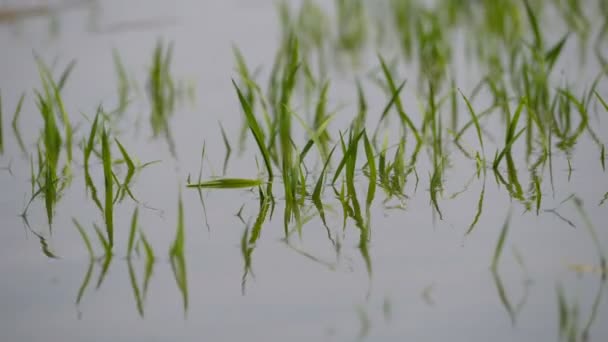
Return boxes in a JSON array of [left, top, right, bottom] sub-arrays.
[[31, 58, 75, 226]]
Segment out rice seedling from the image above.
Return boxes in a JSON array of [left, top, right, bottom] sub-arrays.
[[169, 190, 188, 313], [11, 92, 26, 155]]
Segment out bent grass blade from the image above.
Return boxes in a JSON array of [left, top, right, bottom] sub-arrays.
[[187, 178, 264, 189]]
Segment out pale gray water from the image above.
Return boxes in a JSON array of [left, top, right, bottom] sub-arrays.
[[1, 1, 607, 341]]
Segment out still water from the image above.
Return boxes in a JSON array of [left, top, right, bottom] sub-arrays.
[[1, 1, 607, 341]]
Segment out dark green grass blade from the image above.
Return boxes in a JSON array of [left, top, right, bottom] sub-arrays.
[[101, 128, 114, 248], [84, 109, 103, 213], [127, 207, 139, 258], [232, 80, 273, 181], [11, 92, 26, 154], [466, 179, 486, 235], [545, 33, 569, 71], [494, 128, 526, 169], [491, 209, 512, 271], [115, 138, 135, 202], [601, 145, 605, 172], [187, 178, 264, 189], [363, 132, 376, 209]]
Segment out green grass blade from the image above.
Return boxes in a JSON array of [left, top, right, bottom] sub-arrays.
[[331, 130, 365, 185], [84, 108, 103, 213], [73, 218, 94, 259], [523, 0, 542, 48], [545, 33, 569, 71], [459, 89, 485, 155], [232, 80, 273, 180], [363, 132, 376, 209], [466, 179, 486, 235], [127, 207, 139, 258], [187, 178, 264, 189], [93, 223, 111, 256], [101, 128, 114, 248], [378, 54, 420, 143]]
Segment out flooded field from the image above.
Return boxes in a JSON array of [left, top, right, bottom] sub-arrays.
[[1, 1, 607, 341]]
